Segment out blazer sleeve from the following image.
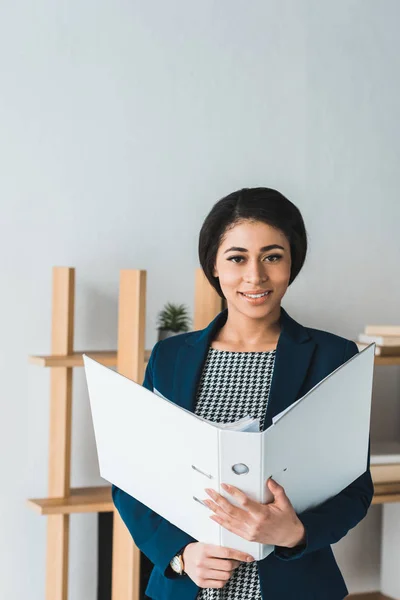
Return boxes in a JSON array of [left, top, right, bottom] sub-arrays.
[[274, 339, 374, 561], [111, 340, 197, 577]]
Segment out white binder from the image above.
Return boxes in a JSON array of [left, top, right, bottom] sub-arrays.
[[83, 344, 375, 561]]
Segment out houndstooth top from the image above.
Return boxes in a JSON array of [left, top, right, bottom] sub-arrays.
[[193, 345, 276, 600]]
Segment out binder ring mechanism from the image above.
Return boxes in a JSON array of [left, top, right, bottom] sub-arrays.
[[191, 464, 213, 479], [192, 465, 213, 509]]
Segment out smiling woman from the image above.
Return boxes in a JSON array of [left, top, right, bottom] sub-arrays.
[[112, 187, 373, 600]]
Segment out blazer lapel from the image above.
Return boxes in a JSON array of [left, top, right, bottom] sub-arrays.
[[264, 309, 316, 429], [171, 306, 316, 430], [171, 310, 226, 413]]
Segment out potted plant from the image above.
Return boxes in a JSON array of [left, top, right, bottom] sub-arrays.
[[157, 302, 191, 341]]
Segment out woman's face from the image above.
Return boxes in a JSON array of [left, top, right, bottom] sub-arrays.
[[212, 220, 292, 318]]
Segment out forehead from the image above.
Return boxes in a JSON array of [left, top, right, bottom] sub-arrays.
[[220, 220, 288, 247]]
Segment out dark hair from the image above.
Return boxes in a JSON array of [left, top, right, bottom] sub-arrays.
[[198, 187, 308, 298]]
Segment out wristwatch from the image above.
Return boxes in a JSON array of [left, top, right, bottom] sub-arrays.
[[169, 548, 185, 575]]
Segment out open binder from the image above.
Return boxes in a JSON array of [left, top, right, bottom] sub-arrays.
[[83, 344, 375, 561]]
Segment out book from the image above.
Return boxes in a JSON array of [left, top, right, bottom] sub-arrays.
[[355, 342, 400, 356], [370, 442, 400, 483], [370, 441, 400, 465], [83, 344, 375, 561], [358, 334, 400, 347], [365, 325, 400, 336]]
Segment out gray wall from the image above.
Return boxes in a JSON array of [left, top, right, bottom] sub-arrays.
[[1, 0, 399, 598]]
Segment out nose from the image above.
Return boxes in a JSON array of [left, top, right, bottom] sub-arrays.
[[243, 259, 269, 284]]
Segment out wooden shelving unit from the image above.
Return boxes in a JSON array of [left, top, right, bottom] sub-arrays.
[[27, 266, 222, 600], [27, 267, 400, 599]]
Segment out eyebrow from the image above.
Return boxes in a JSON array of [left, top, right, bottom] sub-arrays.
[[223, 244, 285, 254]]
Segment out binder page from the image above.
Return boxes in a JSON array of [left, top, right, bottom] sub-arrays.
[[261, 345, 375, 523], [83, 355, 221, 545]]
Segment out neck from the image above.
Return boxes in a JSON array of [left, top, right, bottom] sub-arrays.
[[217, 303, 282, 346]]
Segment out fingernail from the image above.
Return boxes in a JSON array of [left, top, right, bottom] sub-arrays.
[[247, 556, 255, 562]]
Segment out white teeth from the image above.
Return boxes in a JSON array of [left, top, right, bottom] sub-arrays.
[[242, 291, 270, 298]]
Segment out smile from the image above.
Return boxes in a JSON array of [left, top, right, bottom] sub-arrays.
[[240, 291, 271, 299], [239, 291, 272, 305]]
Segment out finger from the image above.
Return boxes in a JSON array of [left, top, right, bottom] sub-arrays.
[[203, 498, 244, 522], [204, 489, 248, 519], [204, 568, 231, 581], [201, 578, 229, 589], [267, 478, 290, 505], [220, 483, 260, 512], [210, 514, 252, 541], [204, 557, 242, 572], [205, 544, 255, 563]]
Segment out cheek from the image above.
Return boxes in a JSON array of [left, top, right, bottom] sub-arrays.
[[219, 270, 241, 287], [274, 262, 291, 282]]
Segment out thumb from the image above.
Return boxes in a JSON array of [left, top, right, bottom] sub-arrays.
[[267, 477, 288, 504]]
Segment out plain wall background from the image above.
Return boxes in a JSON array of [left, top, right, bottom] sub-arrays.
[[1, 0, 399, 598]]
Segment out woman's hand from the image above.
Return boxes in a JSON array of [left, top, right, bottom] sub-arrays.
[[182, 542, 255, 589], [204, 478, 306, 549]]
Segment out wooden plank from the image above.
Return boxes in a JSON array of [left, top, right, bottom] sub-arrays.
[[372, 482, 400, 504], [117, 270, 147, 384], [32, 347, 400, 367], [46, 517, 69, 600], [112, 514, 141, 600], [111, 270, 146, 600], [27, 486, 113, 515], [28, 349, 151, 368], [374, 356, 400, 366], [193, 268, 223, 331], [347, 594, 380, 599], [26, 480, 400, 513], [46, 267, 75, 600], [372, 493, 400, 505], [30, 350, 117, 367]]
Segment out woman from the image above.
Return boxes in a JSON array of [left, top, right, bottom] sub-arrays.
[[112, 187, 374, 600]]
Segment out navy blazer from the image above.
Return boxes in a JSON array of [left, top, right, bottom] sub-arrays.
[[112, 306, 374, 600]]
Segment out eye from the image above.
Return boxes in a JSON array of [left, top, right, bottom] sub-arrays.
[[227, 254, 282, 264], [227, 256, 244, 263]]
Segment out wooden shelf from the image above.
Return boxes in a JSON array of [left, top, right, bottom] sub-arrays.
[[28, 350, 400, 369], [371, 482, 400, 505], [26, 480, 400, 518], [27, 486, 113, 515], [28, 349, 151, 368]]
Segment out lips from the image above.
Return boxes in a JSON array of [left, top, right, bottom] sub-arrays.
[[239, 291, 271, 297]]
